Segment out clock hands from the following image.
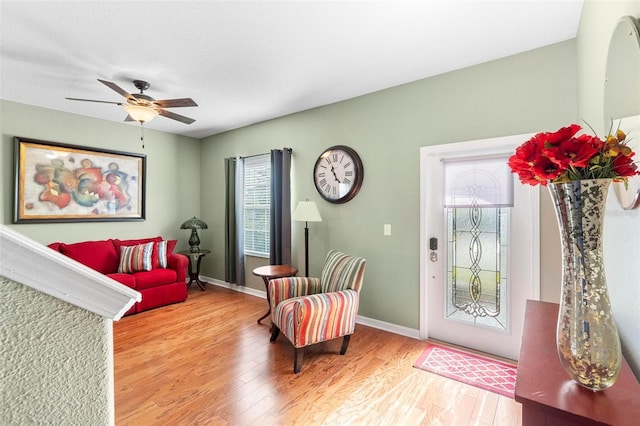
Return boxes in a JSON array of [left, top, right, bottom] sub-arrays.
[[330, 165, 341, 183]]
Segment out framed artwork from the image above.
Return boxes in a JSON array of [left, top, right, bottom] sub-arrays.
[[13, 137, 146, 223]]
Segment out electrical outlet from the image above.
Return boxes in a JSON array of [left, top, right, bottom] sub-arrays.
[[384, 224, 391, 236]]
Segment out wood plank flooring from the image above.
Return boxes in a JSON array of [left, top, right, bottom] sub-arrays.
[[114, 285, 522, 425]]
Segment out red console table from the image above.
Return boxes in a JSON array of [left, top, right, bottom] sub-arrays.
[[515, 300, 640, 425]]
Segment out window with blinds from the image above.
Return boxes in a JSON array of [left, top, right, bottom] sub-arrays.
[[244, 154, 271, 257]]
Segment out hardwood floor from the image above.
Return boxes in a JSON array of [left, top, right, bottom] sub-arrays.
[[114, 285, 522, 425]]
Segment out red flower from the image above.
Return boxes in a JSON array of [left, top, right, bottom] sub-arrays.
[[612, 153, 638, 177], [512, 137, 544, 165], [530, 154, 563, 183], [542, 124, 581, 145], [513, 168, 540, 185], [545, 137, 599, 169], [508, 124, 639, 186], [575, 134, 604, 151]]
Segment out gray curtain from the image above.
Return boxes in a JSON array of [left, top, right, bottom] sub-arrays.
[[270, 148, 292, 265], [224, 156, 245, 285]]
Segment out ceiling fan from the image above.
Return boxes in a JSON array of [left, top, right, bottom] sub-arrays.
[[66, 79, 197, 125]]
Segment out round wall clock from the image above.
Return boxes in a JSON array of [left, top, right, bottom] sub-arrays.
[[313, 145, 364, 203]]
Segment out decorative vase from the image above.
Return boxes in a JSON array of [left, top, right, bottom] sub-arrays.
[[548, 178, 622, 391]]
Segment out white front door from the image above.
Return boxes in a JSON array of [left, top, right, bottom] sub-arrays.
[[419, 134, 540, 360]]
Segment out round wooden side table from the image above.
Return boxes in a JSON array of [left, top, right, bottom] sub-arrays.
[[252, 264, 298, 324]]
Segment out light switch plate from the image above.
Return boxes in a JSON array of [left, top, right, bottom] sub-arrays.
[[384, 224, 391, 236]]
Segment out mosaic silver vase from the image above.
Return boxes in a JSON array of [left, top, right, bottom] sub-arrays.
[[548, 178, 622, 391]]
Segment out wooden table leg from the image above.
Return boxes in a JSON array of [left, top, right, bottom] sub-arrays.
[[186, 255, 206, 291], [257, 276, 271, 324]]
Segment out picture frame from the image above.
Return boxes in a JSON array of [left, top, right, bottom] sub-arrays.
[[13, 137, 146, 223]]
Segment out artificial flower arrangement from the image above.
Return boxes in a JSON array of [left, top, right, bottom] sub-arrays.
[[508, 124, 639, 186]]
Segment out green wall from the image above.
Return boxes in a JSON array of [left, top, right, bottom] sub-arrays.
[[0, 100, 201, 248], [199, 40, 577, 328]]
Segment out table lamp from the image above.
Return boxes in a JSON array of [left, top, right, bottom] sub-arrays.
[[180, 216, 208, 253], [292, 200, 322, 277]]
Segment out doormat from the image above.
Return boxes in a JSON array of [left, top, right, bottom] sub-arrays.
[[413, 342, 517, 398]]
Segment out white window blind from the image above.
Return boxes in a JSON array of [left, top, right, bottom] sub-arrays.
[[244, 154, 271, 257], [443, 156, 514, 208]]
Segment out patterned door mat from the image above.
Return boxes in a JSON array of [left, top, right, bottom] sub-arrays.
[[413, 342, 517, 398]]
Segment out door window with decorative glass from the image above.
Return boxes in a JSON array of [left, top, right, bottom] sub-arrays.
[[443, 156, 513, 332]]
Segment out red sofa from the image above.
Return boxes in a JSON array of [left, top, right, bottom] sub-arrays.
[[48, 236, 188, 315]]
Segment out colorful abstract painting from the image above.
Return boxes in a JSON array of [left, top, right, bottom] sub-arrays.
[[14, 137, 146, 223]]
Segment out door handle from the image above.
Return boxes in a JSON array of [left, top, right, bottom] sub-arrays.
[[429, 237, 438, 262]]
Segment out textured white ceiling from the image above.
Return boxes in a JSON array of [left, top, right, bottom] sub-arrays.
[[0, 1, 584, 139]]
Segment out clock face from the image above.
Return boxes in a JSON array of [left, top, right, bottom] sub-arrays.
[[313, 145, 363, 203]]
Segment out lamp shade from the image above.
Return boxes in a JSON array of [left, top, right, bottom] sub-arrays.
[[180, 216, 208, 230], [124, 104, 159, 124], [292, 201, 322, 222]]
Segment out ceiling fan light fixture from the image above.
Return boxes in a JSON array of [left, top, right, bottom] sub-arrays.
[[124, 104, 159, 124], [67, 79, 196, 125]]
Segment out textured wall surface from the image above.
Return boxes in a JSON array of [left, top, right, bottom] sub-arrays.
[[0, 277, 112, 425]]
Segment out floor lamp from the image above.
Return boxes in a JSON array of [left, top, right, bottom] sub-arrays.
[[292, 200, 322, 277]]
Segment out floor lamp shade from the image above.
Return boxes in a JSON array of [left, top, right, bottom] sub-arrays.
[[293, 201, 322, 277]]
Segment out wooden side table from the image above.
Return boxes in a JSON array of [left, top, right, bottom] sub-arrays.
[[178, 249, 211, 291], [515, 300, 640, 425], [252, 264, 298, 324]]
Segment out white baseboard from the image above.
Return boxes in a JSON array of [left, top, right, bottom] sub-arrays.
[[202, 276, 265, 299], [201, 275, 423, 341], [355, 316, 422, 340]]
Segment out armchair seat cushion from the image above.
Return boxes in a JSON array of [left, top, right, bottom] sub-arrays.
[[274, 290, 360, 348]]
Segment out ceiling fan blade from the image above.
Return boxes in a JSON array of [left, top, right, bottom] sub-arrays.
[[124, 115, 135, 122], [158, 109, 195, 124], [66, 97, 123, 105], [154, 98, 198, 108], [98, 79, 132, 99]]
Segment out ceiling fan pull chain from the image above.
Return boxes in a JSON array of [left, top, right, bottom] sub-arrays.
[[140, 123, 145, 149]]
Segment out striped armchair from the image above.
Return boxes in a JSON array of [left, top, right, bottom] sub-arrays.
[[268, 250, 366, 373]]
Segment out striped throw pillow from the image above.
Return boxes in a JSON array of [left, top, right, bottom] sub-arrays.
[[118, 242, 154, 273], [154, 240, 168, 269]]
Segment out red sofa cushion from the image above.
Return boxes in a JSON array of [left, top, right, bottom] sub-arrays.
[[48, 242, 63, 252], [135, 282, 187, 312], [114, 236, 163, 247], [59, 239, 118, 274], [107, 273, 137, 289], [133, 268, 178, 290], [165, 239, 177, 254]]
